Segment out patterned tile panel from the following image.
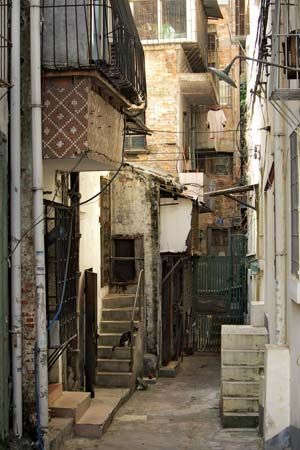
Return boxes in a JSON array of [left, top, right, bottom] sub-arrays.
[[42, 77, 89, 159]]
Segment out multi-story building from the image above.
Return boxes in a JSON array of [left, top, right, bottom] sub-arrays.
[[6, 0, 147, 445], [245, 0, 300, 447], [126, 0, 244, 257]]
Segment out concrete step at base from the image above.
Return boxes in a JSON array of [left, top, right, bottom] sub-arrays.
[[102, 295, 135, 309], [222, 325, 268, 350], [222, 412, 259, 428], [96, 372, 133, 388], [49, 391, 91, 422], [222, 349, 264, 366], [100, 321, 139, 333], [97, 358, 131, 373], [49, 383, 63, 405], [223, 396, 259, 413], [222, 365, 264, 382], [222, 381, 260, 398], [102, 308, 141, 321], [98, 333, 136, 346], [49, 417, 73, 450], [75, 388, 131, 438], [98, 345, 132, 359]]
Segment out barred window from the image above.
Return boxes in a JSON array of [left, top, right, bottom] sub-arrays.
[[291, 131, 299, 277], [219, 81, 232, 107], [0, 0, 10, 86]]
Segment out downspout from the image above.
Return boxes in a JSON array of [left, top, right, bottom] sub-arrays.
[[273, 109, 287, 345], [10, 0, 22, 437], [30, 0, 49, 446]]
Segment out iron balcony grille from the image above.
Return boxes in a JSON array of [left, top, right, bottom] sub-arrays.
[[0, 1, 11, 87], [42, 0, 147, 104]]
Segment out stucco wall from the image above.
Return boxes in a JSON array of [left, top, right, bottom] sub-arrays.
[[111, 167, 161, 355]]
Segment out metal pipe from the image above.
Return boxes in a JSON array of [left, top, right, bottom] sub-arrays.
[[30, 0, 49, 446], [273, 110, 287, 344], [10, 0, 22, 438]]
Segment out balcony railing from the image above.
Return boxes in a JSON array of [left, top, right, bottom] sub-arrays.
[[42, 0, 146, 104]]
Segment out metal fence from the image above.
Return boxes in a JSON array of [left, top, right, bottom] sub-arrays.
[[193, 235, 248, 352], [0, 0, 11, 86], [45, 201, 78, 369], [42, 0, 147, 103]]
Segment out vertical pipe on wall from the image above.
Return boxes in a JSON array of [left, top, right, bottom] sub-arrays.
[[30, 0, 49, 446], [10, 0, 23, 437], [273, 110, 287, 345]]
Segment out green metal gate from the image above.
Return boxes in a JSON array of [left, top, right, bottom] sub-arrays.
[[193, 235, 247, 352]]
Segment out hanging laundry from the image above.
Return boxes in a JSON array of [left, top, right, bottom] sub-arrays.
[[206, 109, 227, 139]]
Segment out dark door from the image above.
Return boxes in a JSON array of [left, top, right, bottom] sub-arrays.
[[85, 269, 97, 397], [162, 261, 172, 366]]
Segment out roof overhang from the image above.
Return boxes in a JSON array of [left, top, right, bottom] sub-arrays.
[[203, 0, 223, 19]]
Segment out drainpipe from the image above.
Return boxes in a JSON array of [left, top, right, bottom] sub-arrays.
[[10, 0, 22, 438], [273, 108, 287, 345], [30, 0, 49, 447]]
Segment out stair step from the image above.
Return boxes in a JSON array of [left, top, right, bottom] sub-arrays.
[[222, 349, 264, 366], [223, 396, 259, 413], [102, 295, 135, 309], [49, 417, 73, 450], [102, 308, 141, 321], [49, 383, 63, 404], [98, 345, 133, 359], [96, 371, 133, 388], [98, 333, 137, 346], [74, 388, 131, 438], [222, 381, 260, 398], [222, 365, 264, 382], [222, 412, 259, 428], [49, 391, 91, 422], [100, 320, 139, 333], [97, 359, 131, 373], [222, 325, 268, 350]]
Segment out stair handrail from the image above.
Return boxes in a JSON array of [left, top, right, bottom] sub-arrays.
[[130, 269, 144, 368]]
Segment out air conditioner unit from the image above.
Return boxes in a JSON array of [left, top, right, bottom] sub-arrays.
[[124, 134, 146, 153]]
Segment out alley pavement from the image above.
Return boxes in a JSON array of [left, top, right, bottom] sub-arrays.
[[61, 354, 262, 450]]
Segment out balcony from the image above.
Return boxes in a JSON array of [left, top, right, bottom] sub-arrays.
[[130, 0, 222, 72], [269, 2, 300, 100], [42, 0, 147, 105], [179, 72, 219, 106]]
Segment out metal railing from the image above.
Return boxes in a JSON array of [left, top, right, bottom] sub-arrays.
[[130, 268, 144, 367], [0, 1, 11, 87], [42, 0, 147, 103]]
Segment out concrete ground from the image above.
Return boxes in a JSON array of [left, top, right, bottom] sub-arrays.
[[62, 354, 262, 450]]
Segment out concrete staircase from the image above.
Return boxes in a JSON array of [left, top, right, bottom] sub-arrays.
[[221, 325, 268, 428], [48, 383, 130, 447], [97, 293, 142, 388]]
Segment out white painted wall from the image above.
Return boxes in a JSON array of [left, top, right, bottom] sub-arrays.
[[160, 197, 193, 253]]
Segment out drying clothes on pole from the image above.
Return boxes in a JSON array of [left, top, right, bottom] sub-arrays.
[[206, 109, 227, 139]]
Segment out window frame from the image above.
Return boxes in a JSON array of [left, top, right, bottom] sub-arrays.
[[290, 131, 299, 278]]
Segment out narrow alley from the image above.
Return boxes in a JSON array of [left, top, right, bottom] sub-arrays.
[[61, 355, 262, 450]]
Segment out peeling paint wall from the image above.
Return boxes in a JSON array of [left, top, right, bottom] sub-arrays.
[[111, 167, 161, 355]]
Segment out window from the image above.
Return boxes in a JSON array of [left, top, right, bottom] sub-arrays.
[[195, 151, 233, 176], [208, 228, 229, 255], [290, 131, 299, 277], [125, 112, 147, 152], [235, 0, 249, 37], [219, 81, 232, 107], [112, 238, 136, 282], [130, 0, 188, 43], [208, 33, 217, 67]]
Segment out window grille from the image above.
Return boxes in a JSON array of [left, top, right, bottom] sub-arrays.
[[235, 0, 249, 38], [130, 0, 190, 43], [195, 151, 233, 176], [219, 80, 232, 107], [0, 0, 11, 87], [290, 131, 299, 277], [208, 33, 217, 67]]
